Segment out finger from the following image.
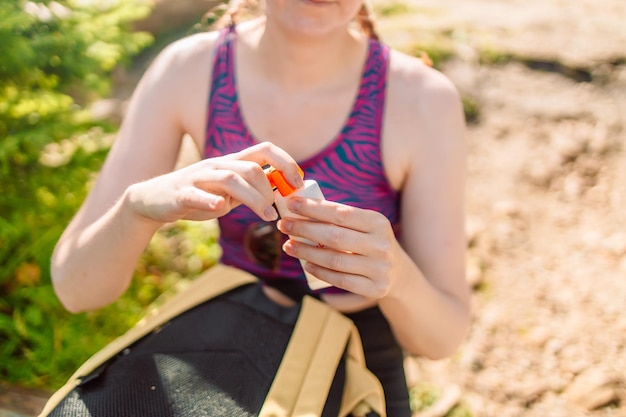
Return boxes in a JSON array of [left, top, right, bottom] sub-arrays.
[[177, 186, 228, 213], [201, 159, 275, 200], [233, 142, 304, 189], [196, 164, 278, 221], [278, 218, 361, 253], [301, 259, 391, 299], [283, 198, 389, 233], [278, 217, 391, 258], [282, 238, 391, 283]]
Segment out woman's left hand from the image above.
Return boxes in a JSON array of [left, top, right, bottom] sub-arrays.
[[277, 196, 402, 300]]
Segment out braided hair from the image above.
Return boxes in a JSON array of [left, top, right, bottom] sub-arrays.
[[357, 3, 380, 40]]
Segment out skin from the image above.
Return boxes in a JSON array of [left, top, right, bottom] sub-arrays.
[[51, 1, 470, 359]]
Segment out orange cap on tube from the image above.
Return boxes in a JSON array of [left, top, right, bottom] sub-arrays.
[[266, 166, 304, 196]]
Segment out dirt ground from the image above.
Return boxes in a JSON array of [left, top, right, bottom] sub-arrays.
[[2, 0, 625, 416], [395, 0, 626, 416]]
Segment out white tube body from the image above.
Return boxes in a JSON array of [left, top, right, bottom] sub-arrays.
[[274, 180, 332, 290]]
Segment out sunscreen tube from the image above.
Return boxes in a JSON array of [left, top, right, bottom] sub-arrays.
[[265, 167, 332, 290]]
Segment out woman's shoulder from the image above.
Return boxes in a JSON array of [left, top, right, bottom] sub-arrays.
[[152, 29, 223, 73], [125, 29, 225, 147], [381, 47, 466, 186], [386, 48, 461, 114], [132, 29, 223, 100]]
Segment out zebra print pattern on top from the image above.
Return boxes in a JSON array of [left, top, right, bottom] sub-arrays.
[[204, 27, 401, 293]]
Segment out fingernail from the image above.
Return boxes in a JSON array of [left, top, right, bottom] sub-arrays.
[[287, 198, 301, 212], [282, 240, 295, 255], [278, 219, 292, 233], [293, 175, 304, 188], [263, 206, 278, 221]]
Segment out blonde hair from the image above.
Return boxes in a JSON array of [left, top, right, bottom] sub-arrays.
[[356, 3, 379, 40], [206, 0, 381, 40]]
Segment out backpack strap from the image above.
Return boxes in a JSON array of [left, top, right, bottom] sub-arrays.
[[38, 264, 257, 417], [340, 327, 386, 416], [260, 297, 386, 417]]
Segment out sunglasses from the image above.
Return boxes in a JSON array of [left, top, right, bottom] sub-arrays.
[[243, 219, 284, 271]]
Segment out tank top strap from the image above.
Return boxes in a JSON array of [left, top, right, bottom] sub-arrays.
[[371, 40, 390, 138], [353, 38, 390, 144], [205, 26, 243, 157], [211, 25, 236, 86], [207, 26, 236, 121]]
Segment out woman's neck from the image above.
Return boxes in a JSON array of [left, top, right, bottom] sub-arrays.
[[238, 18, 367, 91]]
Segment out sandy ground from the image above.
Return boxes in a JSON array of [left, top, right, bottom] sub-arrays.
[[392, 0, 626, 416], [2, 0, 625, 416]]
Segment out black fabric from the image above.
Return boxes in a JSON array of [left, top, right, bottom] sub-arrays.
[[263, 279, 312, 303], [48, 283, 350, 417], [346, 307, 411, 417], [265, 279, 412, 417]]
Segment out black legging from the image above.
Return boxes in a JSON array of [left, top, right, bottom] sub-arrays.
[[265, 280, 412, 417]]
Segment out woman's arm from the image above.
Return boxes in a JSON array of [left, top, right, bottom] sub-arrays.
[[51, 33, 303, 313], [276, 62, 471, 358], [376, 68, 470, 358], [52, 37, 194, 312]]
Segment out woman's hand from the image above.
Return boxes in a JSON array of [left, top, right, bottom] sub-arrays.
[[277, 197, 402, 300], [127, 142, 304, 224]]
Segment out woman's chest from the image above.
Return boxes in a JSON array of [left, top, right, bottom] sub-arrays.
[[238, 84, 358, 161]]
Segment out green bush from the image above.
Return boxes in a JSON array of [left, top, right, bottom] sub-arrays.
[[0, 0, 162, 389]]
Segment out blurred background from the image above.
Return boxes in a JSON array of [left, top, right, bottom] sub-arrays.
[[1, 0, 624, 416]]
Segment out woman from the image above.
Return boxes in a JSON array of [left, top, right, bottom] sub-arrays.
[[51, 0, 471, 414]]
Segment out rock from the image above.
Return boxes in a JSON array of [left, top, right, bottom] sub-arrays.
[[553, 131, 586, 163], [588, 124, 612, 155], [510, 380, 551, 406], [520, 158, 559, 188], [558, 345, 593, 375], [562, 172, 584, 199], [492, 200, 523, 218], [563, 366, 622, 410], [544, 338, 565, 356], [525, 326, 551, 348]]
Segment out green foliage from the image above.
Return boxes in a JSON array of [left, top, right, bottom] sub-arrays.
[[462, 95, 481, 124], [1, 219, 220, 389], [0, 0, 159, 389], [411, 41, 455, 69], [410, 382, 440, 411], [409, 383, 474, 416], [373, 1, 412, 17], [447, 405, 474, 417], [133, 220, 222, 309], [478, 47, 514, 65]]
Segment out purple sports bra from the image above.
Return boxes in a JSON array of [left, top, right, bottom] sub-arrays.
[[204, 27, 401, 293]]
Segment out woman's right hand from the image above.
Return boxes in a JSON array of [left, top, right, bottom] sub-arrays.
[[51, 36, 310, 312], [126, 142, 304, 224], [51, 142, 302, 312]]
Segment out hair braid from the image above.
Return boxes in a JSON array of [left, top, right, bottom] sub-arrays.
[[357, 3, 379, 41], [205, 0, 251, 30]]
